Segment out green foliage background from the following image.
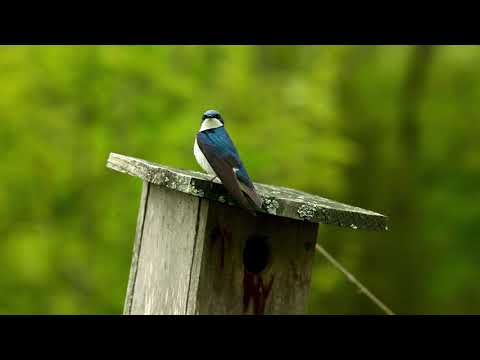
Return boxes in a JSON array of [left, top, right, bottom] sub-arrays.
[[1, 45, 478, 314]]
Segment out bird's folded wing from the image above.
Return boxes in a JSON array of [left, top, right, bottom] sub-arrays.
[[196, 133, 260, 213], [237, 170, 263, 210]]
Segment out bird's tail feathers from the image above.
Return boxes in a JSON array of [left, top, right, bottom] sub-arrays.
[[240, 183, 263, 214]]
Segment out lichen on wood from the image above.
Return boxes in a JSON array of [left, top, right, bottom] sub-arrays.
[[107, 152, 388, 231]]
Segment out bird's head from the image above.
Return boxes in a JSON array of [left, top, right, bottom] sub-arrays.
[[200, 109, 224, 131]]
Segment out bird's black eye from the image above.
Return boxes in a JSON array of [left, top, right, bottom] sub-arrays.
[[202, 110, 223, 122]]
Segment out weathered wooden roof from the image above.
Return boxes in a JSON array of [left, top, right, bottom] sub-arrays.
[[107, 153, 388, 231]]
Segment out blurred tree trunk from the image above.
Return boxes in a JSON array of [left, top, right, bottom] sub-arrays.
[[392, 46, 434, 313], [401, 45, 434, 163], [329, 46, 435, 314], [394, 45, 434, 241], [396, 45, 434, 220]]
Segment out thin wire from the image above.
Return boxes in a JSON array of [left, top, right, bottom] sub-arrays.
[[315, 243, 395, 315]]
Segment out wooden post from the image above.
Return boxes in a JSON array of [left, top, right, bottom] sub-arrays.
[[107, 153, 388, 315]]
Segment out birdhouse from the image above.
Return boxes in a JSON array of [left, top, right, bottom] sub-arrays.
[[107, 153, 388, 315]]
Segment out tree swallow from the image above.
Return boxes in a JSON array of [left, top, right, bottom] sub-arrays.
[[194, 110, 263, 215]]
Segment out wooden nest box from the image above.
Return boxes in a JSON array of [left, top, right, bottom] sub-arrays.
[[107, 153, 388, 315]]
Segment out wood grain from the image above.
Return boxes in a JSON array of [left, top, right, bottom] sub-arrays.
[[109, 152, 388, 315], [128, 185, 207, 314], [123, 181, 150, 315], [124, 183, 317, 314], [195, 201, 318, 314], [107, 152, 388, 231]]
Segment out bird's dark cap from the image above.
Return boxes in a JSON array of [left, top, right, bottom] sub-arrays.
[[202, 109, 223, 122]]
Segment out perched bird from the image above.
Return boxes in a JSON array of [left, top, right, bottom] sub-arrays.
[[194, 110, 263, 215]]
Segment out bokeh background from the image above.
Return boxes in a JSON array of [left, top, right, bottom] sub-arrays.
[[1, 45, 478, 314]]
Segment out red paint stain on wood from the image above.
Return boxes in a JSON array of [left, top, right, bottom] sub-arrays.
[[243, 271, 274, 315]]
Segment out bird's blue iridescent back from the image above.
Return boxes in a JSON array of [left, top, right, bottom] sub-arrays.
[[196, 127, 254, 188]]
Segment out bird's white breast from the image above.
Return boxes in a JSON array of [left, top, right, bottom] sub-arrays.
[[199, 118, 223, 131], [194, 138, 217, 176], [194, 117, 224, 176]]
